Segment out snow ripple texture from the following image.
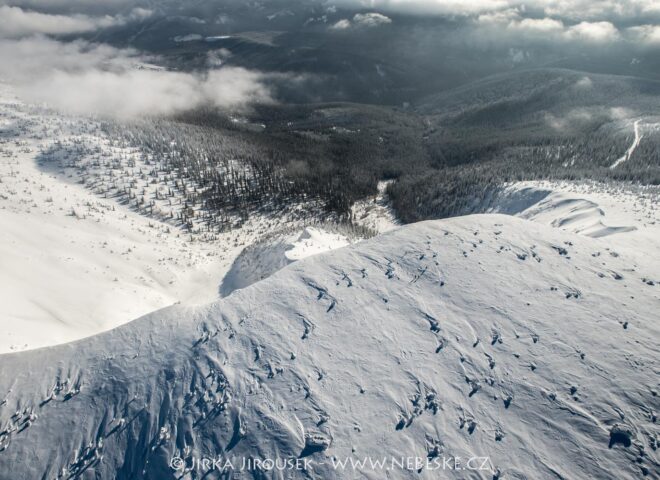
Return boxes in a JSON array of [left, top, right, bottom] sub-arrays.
[[0, 215, 658, 479]]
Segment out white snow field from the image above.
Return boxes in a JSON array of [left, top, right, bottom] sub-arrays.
[[0, 86, 234, 352], [0, 214, 658, 479], [1, 78, 659, 479]]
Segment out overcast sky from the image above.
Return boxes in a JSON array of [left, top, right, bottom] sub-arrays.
[[2, 1, 658, 43]]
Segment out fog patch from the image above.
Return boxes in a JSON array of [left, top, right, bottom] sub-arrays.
[[545, 106, 635, 130], [0, 36, 275, 119], [330, 12, 392, 30], [574, 76, 594, 89], [0, 5, 150, 38]]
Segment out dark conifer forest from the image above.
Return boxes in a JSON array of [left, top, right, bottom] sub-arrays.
[[92, 69, 659, 227]]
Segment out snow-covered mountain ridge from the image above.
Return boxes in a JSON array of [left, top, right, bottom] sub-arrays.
[[1, 214, 657, 479]]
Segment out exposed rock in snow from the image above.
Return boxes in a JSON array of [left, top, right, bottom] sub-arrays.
[[1, 215, 658, 479]]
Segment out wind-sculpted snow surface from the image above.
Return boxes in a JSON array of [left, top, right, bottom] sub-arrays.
[[0, 215, 658, 479], [220, 227, 352, 297]]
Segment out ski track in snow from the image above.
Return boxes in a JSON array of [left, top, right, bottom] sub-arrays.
[[610, 120, 642, 170]]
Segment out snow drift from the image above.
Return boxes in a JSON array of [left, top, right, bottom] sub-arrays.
[[0, 215, 658, 479], [220, 227, 351, 297]]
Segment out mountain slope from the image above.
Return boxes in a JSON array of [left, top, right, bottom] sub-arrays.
[[417, 69, 660, 121], [0, 215, 658, 479]]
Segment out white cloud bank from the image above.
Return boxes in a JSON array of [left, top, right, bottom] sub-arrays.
[[331, 12, 392, 29], [627, 24, 660, 44], [477, 11, 622, 44], [25, 67, 274, 119], [329, 0, 660, 49], [331, 0, 512, 16], [353, 12, 393, 26], [0, 5, 275, 119], [0, 37, 274, 119], [330, 0, 660, 45], [330, 0, 660, 20], [0, 5, 151, 38]]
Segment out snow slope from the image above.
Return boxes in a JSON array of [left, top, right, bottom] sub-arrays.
[[0, 87, 239, 353], [220, 227, 351, 297], [610, 120, 642, 170], [6, 73, 656, 359], [0, 83, 338, 354], [351, 180, 400, 233], [1, 215, 658, 479], [492, 181, 660, 255]]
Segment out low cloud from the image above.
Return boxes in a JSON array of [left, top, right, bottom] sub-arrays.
[[627, 24, 660, 45], [330, 0, 511, 17], [331, 0, 660, 22], [331, 0, 659, 47], [544, 106, 634, 130], [540, 0, 660, 22], [564, 21, 620, 43], [206, 48, 233, 67], [574, 76, 593, 89], [0, 5, 151, 38], [0, 0, 142, 15], [0, 36, 275, 119], [25, 68, 273, 119], [476, 10, 621, 45], [353, 13, 392, 27], [330, 19, 352, 30], [330, 12, 392, 30]]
